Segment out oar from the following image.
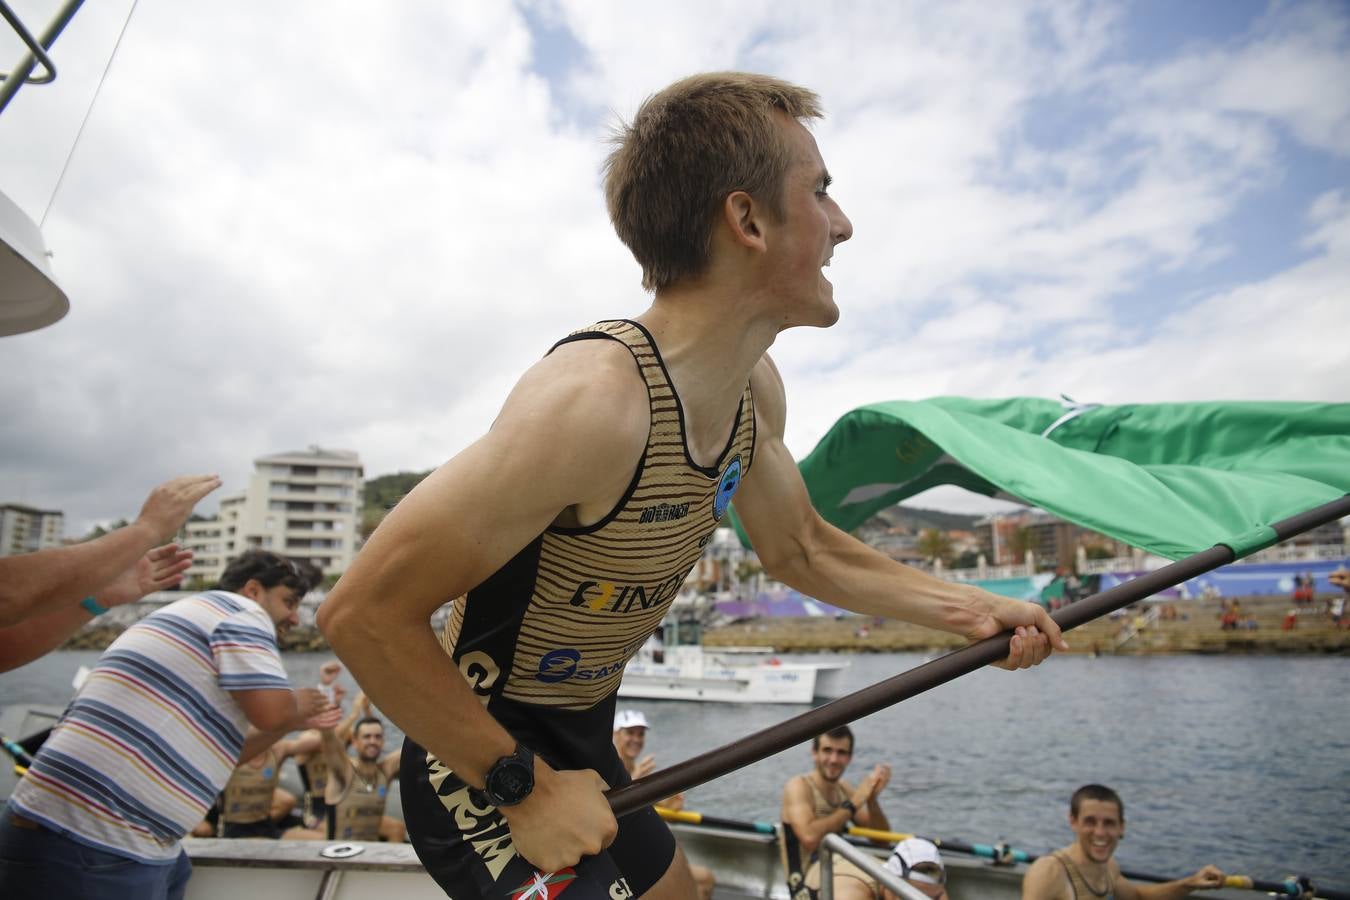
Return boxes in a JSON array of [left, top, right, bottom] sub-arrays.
[[657, 808, 1348, 898], [2, 732, 33, 768], [608, 495, 1350, 818], [658, 808, 1034, 866]]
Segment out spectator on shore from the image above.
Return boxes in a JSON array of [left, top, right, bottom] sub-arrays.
[[1021, 784, 1226, 900], [0, 474, 220, 672], [1282, 608, 1299, 631], [0, 549, 337, 898], [782, 725, 891, 900], [1329, 566, 1348, 628]]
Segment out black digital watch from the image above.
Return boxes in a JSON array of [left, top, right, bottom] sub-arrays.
[[483, 743, 536, 807]]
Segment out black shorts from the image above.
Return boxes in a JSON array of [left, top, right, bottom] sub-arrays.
[[401, 733, 675, 899], [221, 818, 282, 839]]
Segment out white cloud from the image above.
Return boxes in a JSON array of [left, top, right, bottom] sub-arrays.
[[1, 0, 1347, 532]]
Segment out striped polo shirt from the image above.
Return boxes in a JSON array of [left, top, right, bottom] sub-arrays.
[[10, 591, 291, 863]]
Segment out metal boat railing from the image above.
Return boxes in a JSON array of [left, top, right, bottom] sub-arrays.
[[818, 833, 929, 900]]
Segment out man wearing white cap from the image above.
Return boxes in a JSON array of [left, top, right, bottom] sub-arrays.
[[610, 710, 715, 900], [883, 838, 948, 900], [612, 709, 656, 779]]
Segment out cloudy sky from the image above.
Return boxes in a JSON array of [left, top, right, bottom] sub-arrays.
[[2, 0, 1348, 534]]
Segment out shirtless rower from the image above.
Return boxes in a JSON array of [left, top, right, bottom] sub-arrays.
[[1021, 785, 1227, 900], [316, 715, 403, 842], [291, 663, 357, 828], [218, 730, 322, 838], [611, 710, 715, 900], [782, 725, 892, 900]]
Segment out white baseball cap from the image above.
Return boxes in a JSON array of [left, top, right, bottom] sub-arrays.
[[613, 709, 650, 731], [885, 838, 945, 885]]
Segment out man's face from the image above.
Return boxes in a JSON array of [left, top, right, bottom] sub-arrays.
[[354, 723, 385, 762], [613, 726, 646, 763], [250, 581, 301, 634], [906, 865, 947, 900], [812, 734, 853, 783], [1070, 798, 1124, 864], [763, 114, 854, 330]]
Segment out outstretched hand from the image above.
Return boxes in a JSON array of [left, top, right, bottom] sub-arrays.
[[962, 588, 1068, 670], [135, 474, 222, 542], [97, 543, 195, 608], [306, 705, 344, 731]]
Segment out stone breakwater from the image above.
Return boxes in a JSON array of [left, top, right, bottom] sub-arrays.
[[61, 594, 1348, 655], [704, 593, 1350, 655]]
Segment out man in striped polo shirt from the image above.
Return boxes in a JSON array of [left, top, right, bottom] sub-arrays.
[[0, 550, 337, 900]]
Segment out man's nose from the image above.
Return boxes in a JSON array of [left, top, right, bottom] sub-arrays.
[[831, 201, 853, 244]]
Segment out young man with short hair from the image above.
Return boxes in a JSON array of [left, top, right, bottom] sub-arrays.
[[316, 715, 403, 842], [0, 549, 337, 899], [1021, 784, 1227, 900], [782, 725, 892, 900], [320, 71, 1065, 900]]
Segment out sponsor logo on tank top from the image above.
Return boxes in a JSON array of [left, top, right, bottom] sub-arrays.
[[535, 648, 623, 684], [568, 573, 686, 613], [714, 455, 743, 520], [638, 502, 690, 524]]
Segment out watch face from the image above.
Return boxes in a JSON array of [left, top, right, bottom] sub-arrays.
[[489, 759, 534, 804], [496, 764, 530, 796]]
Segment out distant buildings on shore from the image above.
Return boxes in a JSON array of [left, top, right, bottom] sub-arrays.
[[0, 503, 65, 556], [182, 447, 364, 584]]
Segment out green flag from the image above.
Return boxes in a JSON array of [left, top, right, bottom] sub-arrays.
[[734, 398, 1350, 560]]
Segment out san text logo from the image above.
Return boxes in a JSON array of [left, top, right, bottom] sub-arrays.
[[535, 648, 623, 684]]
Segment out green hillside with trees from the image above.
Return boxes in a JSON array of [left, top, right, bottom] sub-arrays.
[[361, 469, 433, 536]]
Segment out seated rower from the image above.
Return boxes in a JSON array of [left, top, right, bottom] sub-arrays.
[[219, 731, 322, 839], [292, 667, 361, 828], [611, 709, 715, 900], [883, 838, 948, 900], [782, 725, 892, 900], [310, 714, 404, 842], [1021, 784, 1226, 899]]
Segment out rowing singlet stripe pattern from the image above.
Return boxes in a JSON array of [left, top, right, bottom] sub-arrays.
[[440, 318, 756, 710]]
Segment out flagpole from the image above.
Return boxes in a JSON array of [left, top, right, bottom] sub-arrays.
[[607, 494, 1350, 817]]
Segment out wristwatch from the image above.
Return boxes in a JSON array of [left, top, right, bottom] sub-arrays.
[[483, 743, 536, 807], [840, 798, 857, 817]]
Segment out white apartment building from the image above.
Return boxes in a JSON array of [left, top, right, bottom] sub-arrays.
[[183, 447, 364, 584], [0, 503, 65, 557]]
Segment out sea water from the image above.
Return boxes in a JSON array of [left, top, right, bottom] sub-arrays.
[[4, 650, 1347, 889]]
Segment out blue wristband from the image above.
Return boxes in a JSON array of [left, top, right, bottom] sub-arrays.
[[80, 596, 110, 617]]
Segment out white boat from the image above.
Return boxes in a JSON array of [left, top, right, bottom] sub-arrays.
[[174, 821, 1278, 900], [618, 614, 847, 705]]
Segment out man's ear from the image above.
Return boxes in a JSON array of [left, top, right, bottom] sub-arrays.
[[239, 578, 264, 602], [723, 190, 767, 252]]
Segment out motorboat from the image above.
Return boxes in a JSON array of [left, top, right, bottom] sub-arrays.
[[617, 613, 847, 705]]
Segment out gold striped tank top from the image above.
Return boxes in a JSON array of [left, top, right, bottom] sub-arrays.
[[440, 319, 756, 713]]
